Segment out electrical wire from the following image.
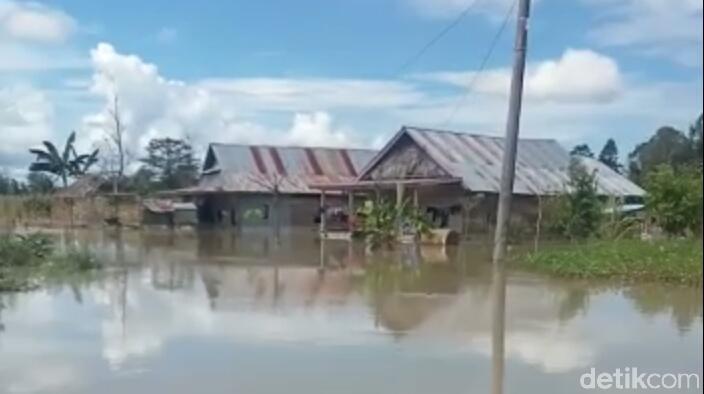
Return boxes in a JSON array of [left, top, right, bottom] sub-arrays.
[[440, 0, 518, 129], [392, 0, 482, 76]]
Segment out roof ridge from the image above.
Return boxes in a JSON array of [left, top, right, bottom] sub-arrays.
[[210, 142, 376, 152], [402, 125, 557, 142]]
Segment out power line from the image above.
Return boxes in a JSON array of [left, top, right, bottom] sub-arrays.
[[393, 0, 482, 76], [440, 0, 518, 129]]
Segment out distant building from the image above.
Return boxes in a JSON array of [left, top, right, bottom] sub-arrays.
[[314, 126, 646, 236], [172, 143, 377, 231]]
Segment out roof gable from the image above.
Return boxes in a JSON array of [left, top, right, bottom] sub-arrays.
[[359, 132, 451, 181]]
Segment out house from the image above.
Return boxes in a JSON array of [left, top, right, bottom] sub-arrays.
[[52, 175, 142, 227], [312, 126, 646, 236], [172, 143, 377, 231]]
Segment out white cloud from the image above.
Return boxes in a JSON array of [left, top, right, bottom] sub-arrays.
[[0, 0, 76, 44], [284, 112, 354, 147], [79, 43, 372, 159], [199, 77, 423, 111], [418, 48, 623, 103], [0, 1, 85, 71], [0, 85, 53, 166], [585, 0, 703, 67]]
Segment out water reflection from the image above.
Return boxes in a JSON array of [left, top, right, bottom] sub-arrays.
[[0, 229, 701, 394]]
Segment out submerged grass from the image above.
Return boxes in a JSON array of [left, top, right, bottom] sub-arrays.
[[520, 239, 703, 286], [0, 233, 101, 292]]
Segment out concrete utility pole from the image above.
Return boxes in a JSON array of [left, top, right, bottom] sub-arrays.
[[492, 0, 531, 265]]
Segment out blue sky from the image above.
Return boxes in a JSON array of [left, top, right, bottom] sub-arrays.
[[1, 0, 702, 175]]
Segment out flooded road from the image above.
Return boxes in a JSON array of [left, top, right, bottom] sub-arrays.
[[0, 229, 702, 393]]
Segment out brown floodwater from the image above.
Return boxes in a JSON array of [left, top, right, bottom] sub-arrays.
[[0, 228, 702, 393]]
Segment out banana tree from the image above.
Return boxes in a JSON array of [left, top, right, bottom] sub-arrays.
[[29, 131, 99, 187]]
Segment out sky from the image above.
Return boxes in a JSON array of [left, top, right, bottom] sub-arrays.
[[1, 0, 702, 176]]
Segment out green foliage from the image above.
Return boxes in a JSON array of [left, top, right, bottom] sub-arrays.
[[0, 234, 47, 268], [28, 131, 99, 187], [0, 173, 27, 195], [627, 125, 695, 185], [140, 138, 199, 190], [122, 167, 157, 195], [645, 164, 703, 235], [356, 198, 431, 248], [46, 247, 101, 272], [0, 233, 100, 292], [546, 159, 602, 239], [26, 173, 55, 194], [570, 144, 594, 158], [357, 199, 397, 247], [522, 239, 703, 285], [598, 138, 622, 173]]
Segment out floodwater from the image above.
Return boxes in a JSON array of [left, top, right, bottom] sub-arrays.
[[0, 229, 702, 394]]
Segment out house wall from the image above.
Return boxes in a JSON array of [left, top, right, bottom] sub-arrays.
[[196, 192, 349, 232], [371, 184, 542, 239]]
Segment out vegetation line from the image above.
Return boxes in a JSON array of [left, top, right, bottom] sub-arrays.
[[518, 239, 703, 286]]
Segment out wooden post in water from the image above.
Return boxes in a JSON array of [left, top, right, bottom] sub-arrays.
[[347, 191, 355, 232], [491, 2, 531, 394], [491, 260, 507, 394], [396, 182, 405, 237], [319, 190, 327, 237], [492, 0, 531, 265]]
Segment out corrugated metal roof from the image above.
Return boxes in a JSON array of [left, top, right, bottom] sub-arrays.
[[54, 175, 107, 198], [196, 143, 377, 194], [360, 126, 645, 197]]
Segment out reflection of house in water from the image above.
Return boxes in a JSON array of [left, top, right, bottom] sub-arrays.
[[315, 126, 646, 236], [199, 265, 361, 310], [168, 143, 376, 232]]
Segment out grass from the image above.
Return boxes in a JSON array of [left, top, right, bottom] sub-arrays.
[[0, 233, 101, 292], [519, 238, 703, 286]]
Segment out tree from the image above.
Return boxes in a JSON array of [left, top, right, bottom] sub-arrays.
[[103, 94, 128, 193], [123, 167, 157, 195], [547, 159, 602, 239], [26, 173, 55, 194], [140, 138, 198, 190], [28, 131, 99, 187], [689, 113, 702, 166], [570, 144, 594, 158], [0, 174, 24, 195], [598, 138, 621, 173], [645, 165, 702, 236], [627, 126, 692, 185]]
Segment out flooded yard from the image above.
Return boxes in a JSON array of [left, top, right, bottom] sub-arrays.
[[0, 229, 702, 393]]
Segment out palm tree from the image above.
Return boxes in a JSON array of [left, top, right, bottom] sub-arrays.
[[29, 131, 99, 187]]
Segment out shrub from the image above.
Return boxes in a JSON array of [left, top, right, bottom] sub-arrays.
[[356, 199, 431, 248], [0, 233, 53, 268], [645, 164, 703, 235], [545, 159, 602, 239]]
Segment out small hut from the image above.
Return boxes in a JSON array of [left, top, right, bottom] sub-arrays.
[[142, 199, 197, 227]]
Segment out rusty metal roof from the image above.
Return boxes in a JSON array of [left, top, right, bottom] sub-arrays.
[[359, 126, 645, 197], [195, 143, 377, 194], [54, 175, 107, 198]]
